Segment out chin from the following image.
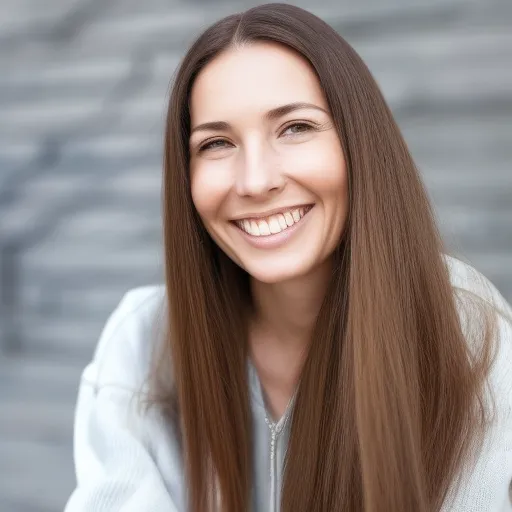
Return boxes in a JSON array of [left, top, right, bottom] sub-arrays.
[[242, 260, 311, 284]]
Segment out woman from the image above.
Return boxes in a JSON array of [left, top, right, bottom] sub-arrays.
[[64, 4, 512, 511]]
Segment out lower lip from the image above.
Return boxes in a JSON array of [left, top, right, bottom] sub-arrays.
[[232, 206, 314, 249]]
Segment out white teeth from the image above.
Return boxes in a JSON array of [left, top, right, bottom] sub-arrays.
[[258, 220, 270, 235], [268, 217, 281, 234], [250, 220, 260, 236], [236, 206, 312, 237], [284, 212, 294, 226]]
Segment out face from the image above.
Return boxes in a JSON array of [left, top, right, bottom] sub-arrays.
[[189, 42, 348, 284]]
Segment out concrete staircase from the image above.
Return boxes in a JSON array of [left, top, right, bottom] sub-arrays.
[[0, 0, 510, 510]]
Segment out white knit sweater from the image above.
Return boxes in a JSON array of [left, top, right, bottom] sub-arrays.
[[64, 255, 512, 511]]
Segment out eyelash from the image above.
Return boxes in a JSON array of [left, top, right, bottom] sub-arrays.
[[197, 121, 318, 153]]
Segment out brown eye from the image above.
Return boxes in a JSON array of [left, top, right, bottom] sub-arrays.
[[281, 122, 315, 137], [199, 139, 231, 152]]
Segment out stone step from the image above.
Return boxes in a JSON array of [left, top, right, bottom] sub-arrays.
[[0, 57, 132, 100], [23, 261, 163, 298], [68, 7, 511, 72], [23, 240, 163, 276], [0, 438, 73, 512], [377, 60, 512, 112], [0, 0, 82, 37], [0, 96, 107, 137], [46, 203, 161, 244], [0, 140, 41, 190], [0, 155, 162, 239], [437, 208, 512, 253], [59, 131, 163, 160], [19, 195, 161, 239], [354, 25, 512, 65], [19, 278, 136, 319], [0, 353, 84, 403], [0, 397, 74, 445], [18, 316, 108, 360], [74, 0, 477, 53], [102, 163, 163, 200], [427, 180, 512, 207], [16, 276, 161, 358], [13, 277, 162, 358], [114, 86, 171, 134]]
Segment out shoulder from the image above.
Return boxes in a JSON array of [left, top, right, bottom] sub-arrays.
[[443, 254, 512, 352], [443, 253, 512, 317], [443, 253, 512, 417], [440, 255, 512, 511], [81, 285, 167, 394]]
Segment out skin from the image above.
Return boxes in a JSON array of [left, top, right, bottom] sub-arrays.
[[189, 42, 349, 419]]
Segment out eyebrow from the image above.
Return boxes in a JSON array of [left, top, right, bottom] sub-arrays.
[[190, 102, 329, 136]]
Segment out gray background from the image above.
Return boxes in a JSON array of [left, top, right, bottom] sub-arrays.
[[0, 0, 511, 510]]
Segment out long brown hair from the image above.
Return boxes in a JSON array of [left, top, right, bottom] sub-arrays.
[[153, 3, 500, 511]]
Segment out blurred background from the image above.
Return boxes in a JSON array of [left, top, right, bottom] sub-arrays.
[[0, 0, 511, 510]]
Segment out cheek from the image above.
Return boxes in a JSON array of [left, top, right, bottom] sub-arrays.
[[190, 162, 232, 221], [285, 137, 348, 196]]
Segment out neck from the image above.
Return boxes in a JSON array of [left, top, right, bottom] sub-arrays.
[[249, 257, 333, 351]]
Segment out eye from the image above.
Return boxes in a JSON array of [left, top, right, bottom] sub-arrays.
[[280, 122, 316, 137], [197, 122, 318, 152], [198, 139, 232, 152]]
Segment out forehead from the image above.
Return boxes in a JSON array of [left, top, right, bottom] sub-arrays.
[[189, 42, 327, 124]]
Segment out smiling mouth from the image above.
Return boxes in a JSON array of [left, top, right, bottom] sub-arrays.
[[232, 204, 314, 237]]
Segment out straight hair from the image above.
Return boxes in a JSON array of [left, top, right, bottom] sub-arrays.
[[151, 4, 500, 511]]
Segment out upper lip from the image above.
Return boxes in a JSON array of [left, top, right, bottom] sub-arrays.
[[230, 203, 314, 221]]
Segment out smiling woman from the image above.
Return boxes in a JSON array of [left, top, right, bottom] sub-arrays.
[[64, 3, 512, 512], [188, 43, 347, 284]]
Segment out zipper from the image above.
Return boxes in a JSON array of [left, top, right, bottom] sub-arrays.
[[247, 357, 297, 512], [263, 395, 296, 512], [265, 415, 277, 512]]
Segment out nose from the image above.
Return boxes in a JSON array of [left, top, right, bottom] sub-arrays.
[[234, 141, 285, 198]]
